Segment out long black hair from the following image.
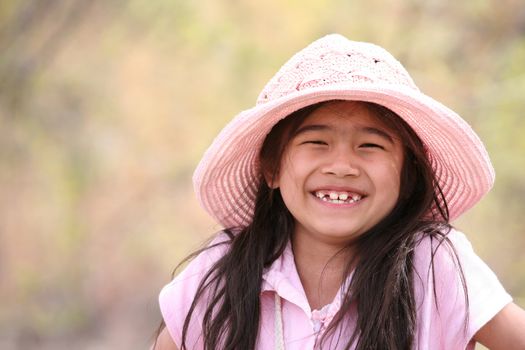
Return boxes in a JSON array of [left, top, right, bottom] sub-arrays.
[[155, 100, 467, 350]]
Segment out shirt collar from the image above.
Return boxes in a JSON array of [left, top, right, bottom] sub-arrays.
[[261, 240, 312, 313], [261, 240, 355, 316]]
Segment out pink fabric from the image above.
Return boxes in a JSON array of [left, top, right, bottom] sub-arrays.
[[159, 229, 511, 349]]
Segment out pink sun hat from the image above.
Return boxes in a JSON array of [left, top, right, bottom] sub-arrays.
[[192, 34, 494, 228]]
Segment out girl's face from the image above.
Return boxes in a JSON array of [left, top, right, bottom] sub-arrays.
[[272, 101, 404, 245]]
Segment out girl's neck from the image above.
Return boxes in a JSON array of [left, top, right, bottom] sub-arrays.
[[291, 230, 356, 310]]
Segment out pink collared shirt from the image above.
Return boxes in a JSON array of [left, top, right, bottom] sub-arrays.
[[159, 229, 511, 349]]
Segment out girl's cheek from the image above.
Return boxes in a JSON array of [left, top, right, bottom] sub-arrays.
[[388, 159, 402, 179], [287, 149, 315, 166], [378, 158, 402, 189]]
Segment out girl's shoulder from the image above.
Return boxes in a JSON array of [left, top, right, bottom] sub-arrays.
[[160, 230, 233, 293], [413, 227, 478, 268], [158, 231, 233, 347], [412, 228, 468, 291], [412, 227, 504, 288], [413, 226, 512, 275]]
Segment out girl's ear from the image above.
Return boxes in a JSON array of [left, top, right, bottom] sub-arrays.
[[263, 169, 280, 189]]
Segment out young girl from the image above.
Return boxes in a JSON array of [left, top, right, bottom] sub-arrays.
[[153, 34, 525, 349]]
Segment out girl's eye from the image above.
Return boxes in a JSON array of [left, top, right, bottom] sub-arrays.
[[360, 143, 384, 149], [302, 140, 328, 145]]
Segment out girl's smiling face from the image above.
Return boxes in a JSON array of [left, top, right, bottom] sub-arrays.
[[272, 101, 404, 245]]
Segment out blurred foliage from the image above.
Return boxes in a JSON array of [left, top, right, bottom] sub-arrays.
[[0, 0, 524, 349]]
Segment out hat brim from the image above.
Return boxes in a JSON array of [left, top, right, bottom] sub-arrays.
[[193, 83, 494, 227]]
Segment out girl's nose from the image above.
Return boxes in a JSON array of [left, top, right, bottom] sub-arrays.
[[321, 151, 360, 177]]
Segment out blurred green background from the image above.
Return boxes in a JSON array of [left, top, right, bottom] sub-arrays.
[[1, 0, 524, 349]]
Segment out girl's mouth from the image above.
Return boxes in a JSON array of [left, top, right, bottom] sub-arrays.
[[313, 190, 364, 204]]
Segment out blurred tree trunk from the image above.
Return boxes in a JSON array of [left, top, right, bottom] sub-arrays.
[[0, 0, 95, 115]]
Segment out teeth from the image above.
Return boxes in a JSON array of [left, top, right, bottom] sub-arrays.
[[314, 191, 363, 203]]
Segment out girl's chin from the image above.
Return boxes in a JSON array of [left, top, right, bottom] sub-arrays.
[[307, 226, 367, 242]]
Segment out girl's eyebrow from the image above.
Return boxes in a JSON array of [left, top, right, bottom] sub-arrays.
[[293, 124, 330, 136], [360, 126, 394, 144], [293, 124, 394, 144]]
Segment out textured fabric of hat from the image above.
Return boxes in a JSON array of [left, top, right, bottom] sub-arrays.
[[193, 34, 494, 228]]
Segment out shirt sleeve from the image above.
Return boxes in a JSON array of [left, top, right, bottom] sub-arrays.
[[447, 230, 513, 339], [158, 233, 231, 348]]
